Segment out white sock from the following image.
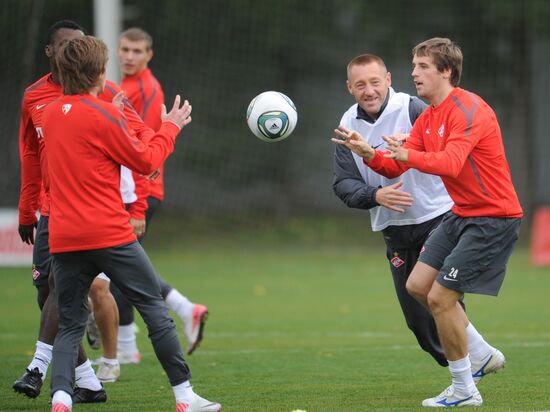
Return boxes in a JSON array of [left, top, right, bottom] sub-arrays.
[[27, 340, 52, 381], [100, 356, 119, 367], [165, 289, 193, 321], [172, 380, 195, 403], [52, 390, 72, 409], [466, 322, 495, 362], [448, 356, 476, 395], [75, 359, 102, 391], [118, 324, 138, 354]]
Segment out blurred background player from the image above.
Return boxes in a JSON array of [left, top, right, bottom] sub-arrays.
[[333, 53, 453, 366], [13, 20, 110, 403], [94, 27, 209, 364], [45, 34, 220, 412]]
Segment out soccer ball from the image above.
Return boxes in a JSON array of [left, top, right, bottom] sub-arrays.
[[246, 91, 297, 142]]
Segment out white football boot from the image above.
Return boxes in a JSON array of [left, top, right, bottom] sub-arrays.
[[183, 304, 209, 355], [471, 348, 505, 384], [117, 350, 141, 365], [422, 385, 482, 408], [96, 361, 120, 383], [175, 393, 221, 412]]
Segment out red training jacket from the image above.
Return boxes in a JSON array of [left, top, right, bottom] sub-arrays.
[[367, 88, 523, 218], [42, 93, 179, 253], [121, 67, 166, 201], [18, 74, 155, 226]]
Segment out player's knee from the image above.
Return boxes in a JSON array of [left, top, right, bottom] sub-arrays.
[[406, 277, 427, 301], [89, 278, 110, 305], [426, 289, 448, 314]]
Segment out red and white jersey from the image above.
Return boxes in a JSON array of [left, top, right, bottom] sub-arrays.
[[121, 67, 166, 201], [367, 87, 522, 218], [18, 74, 154, 225], [42, 93, 179, 253]]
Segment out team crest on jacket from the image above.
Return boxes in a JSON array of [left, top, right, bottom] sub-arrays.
[[391, 256, 405, 268], [62, 104, 72, 115]]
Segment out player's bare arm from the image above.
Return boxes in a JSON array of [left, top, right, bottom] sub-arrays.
[[161, 95, 192, 130], [375, 181, 414, 213], [382, 135, 409, 162], [332, 125, 376, 161]]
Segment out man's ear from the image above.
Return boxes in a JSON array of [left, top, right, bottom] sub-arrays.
[[45, 45, 53, 58], [346, 80, 353, 95]]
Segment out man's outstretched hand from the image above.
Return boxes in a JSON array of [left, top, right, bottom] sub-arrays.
[[162, 95, 192, 130]]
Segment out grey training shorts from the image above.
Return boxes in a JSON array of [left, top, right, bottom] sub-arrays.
[[418, 212, 521, 296]]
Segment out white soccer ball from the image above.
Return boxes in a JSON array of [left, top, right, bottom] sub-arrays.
[[246, 91, 297, 142]]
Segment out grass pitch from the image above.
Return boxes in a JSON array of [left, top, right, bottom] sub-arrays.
[[0, 220, 549, 411]]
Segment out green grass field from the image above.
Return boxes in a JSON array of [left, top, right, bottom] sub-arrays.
[[1, 219, 549, 411]]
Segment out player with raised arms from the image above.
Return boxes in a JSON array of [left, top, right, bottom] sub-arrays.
[[43, 35, 220, 412]]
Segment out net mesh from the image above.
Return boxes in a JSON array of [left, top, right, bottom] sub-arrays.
[[2, 0, 550, 222]]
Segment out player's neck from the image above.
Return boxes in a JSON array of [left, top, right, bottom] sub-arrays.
[[122, 66, 148, 80], [431, 84, 455, 108], [51, 71, 61, 85], [89, 84, 102, 96]]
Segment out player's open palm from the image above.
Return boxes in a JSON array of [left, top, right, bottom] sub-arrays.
[[162, 95, 192, 129], [332, 125, 375, 161], [375, 181, 414, 213]]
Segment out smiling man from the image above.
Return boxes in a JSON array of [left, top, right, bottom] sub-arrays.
[[333, 54, 454, 367]]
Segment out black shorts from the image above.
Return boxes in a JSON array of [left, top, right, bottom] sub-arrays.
[[32, 216, 52, 287], [418, 212, 521, 296]]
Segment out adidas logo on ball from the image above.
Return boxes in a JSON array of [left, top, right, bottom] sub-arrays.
[[258, 111, 288, 139]]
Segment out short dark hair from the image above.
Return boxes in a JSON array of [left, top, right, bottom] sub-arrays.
[[46, 20, 85, 46], [57, 36, 108, 95], [347, 54, 387, 79]]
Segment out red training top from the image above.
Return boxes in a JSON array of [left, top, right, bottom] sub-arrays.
[[367, 88, 523, 218], [42, 93, 179, 253], [121, 67, 166, 201], [102, 81, 151, 219], [18, 74, 155, 226], [18, 74, 61, 225]]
